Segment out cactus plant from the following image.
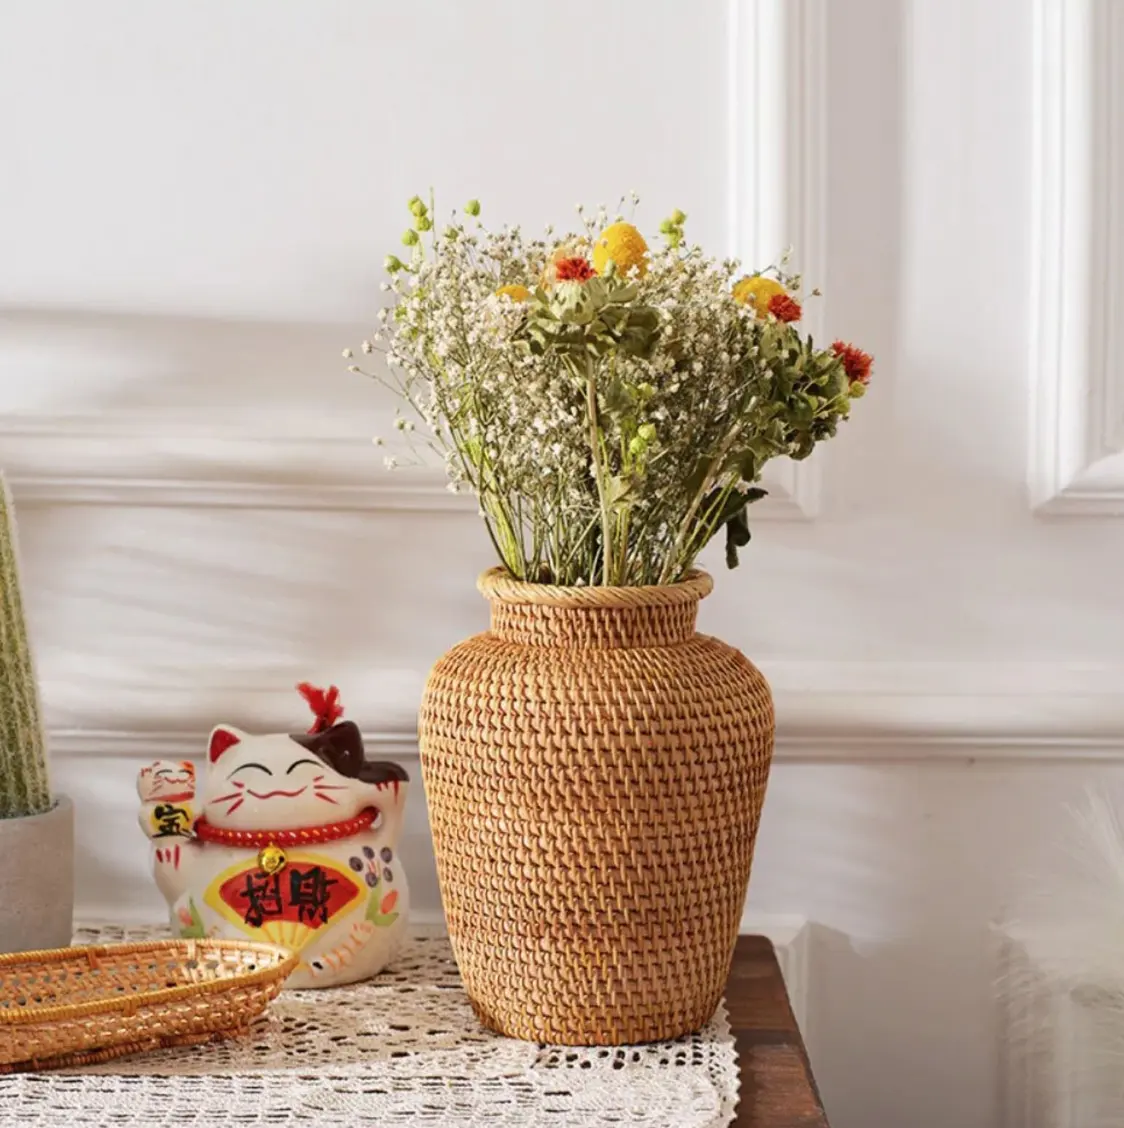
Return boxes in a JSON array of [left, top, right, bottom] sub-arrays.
[[0, 473, 50, 819]]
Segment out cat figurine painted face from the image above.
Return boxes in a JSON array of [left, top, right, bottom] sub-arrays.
[[138, 688, 409, 988], [137, 760, 195, 804], [200, 722, 390, 832]]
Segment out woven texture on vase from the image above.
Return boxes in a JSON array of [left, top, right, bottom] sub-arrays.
[[419, 568, 775, 1046]]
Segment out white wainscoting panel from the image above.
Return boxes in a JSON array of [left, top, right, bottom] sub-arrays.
[[0, 0, 828, 522], [1030, 0, 1124, 513], [729, 0, 827, 517], [998, 926, 1124, 1128]]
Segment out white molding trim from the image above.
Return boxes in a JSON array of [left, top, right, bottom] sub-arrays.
[[1, 413, 804, 518], [51, 729, 422, 763], [0, 420, 471, 512], [1030, 0, 1124, 514], [766, 659, 1124, 761], [11, 472, 470, 513], [730, 0, 828, 519], [45, 657, 1124, 763], [48, 730, 1124, 766]]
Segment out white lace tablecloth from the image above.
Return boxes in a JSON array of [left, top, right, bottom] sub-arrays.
[[0, 924, 739, 1127]]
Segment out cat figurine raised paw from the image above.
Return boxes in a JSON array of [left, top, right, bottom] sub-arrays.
[[137, 684, 409, 987], [136, 760, 197, 904], [137, 760, 196, 838]]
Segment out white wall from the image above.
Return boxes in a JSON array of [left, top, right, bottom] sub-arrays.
[[3, 2, 1123, 1125]]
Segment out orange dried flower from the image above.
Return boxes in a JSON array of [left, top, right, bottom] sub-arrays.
[[554, 256, 595, 283], [832, 340, 873, 385], [767, 293, 802, 323]]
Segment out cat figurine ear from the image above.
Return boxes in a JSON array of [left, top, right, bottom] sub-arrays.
[[291, 720, 409, 787], [208, 724, 246, 763], [291, 720, 365, 778]]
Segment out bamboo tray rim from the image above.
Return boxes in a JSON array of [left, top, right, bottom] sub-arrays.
[[0, 939, 297, 1027]]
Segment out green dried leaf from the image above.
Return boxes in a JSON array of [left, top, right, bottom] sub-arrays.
[[602, 376, 632, 415], [604, 475, 632, 509], [724, 504, 752, 569]]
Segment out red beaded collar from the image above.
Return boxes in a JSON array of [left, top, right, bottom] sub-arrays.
[[193, 808, 376, 849]]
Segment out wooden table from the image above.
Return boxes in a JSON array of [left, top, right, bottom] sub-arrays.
[[728, 935, 829, 1127]]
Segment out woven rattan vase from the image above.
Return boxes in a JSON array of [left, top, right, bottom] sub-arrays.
[[419, 567, 775, 1045]]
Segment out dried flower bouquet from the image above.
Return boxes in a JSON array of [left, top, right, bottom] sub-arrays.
[[348, 194, 872, 587]]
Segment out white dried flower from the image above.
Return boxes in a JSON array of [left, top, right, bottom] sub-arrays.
[[478, 294, 524, 340]]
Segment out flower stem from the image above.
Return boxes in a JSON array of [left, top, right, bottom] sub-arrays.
[[584, 357, 614, 586], [659, 424, 743, 585]]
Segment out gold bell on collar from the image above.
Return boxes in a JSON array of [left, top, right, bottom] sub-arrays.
[[257, 844, 287, 875]]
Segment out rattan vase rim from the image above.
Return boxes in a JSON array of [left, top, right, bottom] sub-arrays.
[[476, 567, 714, 609]]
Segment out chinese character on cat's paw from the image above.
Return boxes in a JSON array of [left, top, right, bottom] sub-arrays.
[[137, 684, 410, 988], [137, 760, 196, 839]]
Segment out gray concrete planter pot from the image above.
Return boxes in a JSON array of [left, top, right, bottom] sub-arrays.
[[0, 795, 74, 953]]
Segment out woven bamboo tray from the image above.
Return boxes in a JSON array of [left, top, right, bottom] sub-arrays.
[[0, 938, 297, 1073]]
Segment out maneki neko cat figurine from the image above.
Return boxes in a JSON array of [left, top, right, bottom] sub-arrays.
[[137, 684, 409, 987]]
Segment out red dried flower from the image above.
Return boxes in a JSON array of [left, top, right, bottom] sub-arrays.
[[554, 256, 595, 283], [832, 340, 874, 385], [767, 293, 803, 323]]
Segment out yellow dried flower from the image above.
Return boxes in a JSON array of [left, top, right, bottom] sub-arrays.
[[732, 275, 787, 317], [592, 222, 649, 279], [496, 284, 532, 303]]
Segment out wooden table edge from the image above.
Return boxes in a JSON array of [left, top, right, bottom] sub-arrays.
[[727, 934, 829, 1127]]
